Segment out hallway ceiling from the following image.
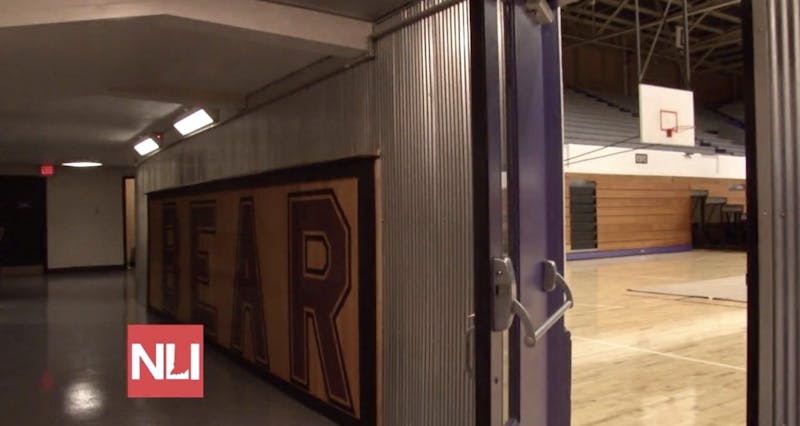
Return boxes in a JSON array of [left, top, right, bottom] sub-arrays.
[[270, 0, 412, 20], [0, 1, 373, 167]]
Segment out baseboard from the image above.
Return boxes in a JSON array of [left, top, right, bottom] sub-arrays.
[[0, 265, 45, 277], [145, 306, 365, 426], [566, 244, 693, 261], [46, 264, 127, 274]]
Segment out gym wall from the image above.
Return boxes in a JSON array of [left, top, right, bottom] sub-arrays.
[[562, 42, 742, 104], [565, 173, 746, 253]]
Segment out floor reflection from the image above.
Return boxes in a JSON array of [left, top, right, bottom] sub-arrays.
[[567, 250, 746, 426], [0, 271, 334, 426]]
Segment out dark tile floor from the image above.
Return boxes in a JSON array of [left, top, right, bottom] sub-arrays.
[[0, 271, 334, 426]]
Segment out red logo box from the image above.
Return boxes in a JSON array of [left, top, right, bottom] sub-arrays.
[[127, 324, 204, 398]]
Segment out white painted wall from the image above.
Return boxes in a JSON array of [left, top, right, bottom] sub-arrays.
[[46, 166, 132, 269], [0, 164, 134, 269], [564, 144, 746, 179]]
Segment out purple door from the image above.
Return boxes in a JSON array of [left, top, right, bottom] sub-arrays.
[[472, 2, 572, 425], [506, 5, 571, 426]]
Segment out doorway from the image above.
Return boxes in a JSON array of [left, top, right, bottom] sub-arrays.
[[0, 176, 47, 274], [123, 177, 136, 268]]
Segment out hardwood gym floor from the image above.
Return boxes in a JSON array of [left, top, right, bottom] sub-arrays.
[[566, 250, 747, 426]]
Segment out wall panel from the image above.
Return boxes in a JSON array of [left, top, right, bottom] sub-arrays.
[[137, 1, 475, 425], [136, 64, 377, 312], [0, 165, 133, 270], [374, 2, 474, 424], [147, 160, 377, 425], [47, 166, 131, 269], [565, 173, 746, 253], [751, 1, 800, 423]]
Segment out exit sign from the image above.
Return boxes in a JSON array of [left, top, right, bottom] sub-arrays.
[[40, 165, 54, 176]]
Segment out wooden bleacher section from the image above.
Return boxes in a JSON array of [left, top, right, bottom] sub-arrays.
[[566, 174, 747, 254]]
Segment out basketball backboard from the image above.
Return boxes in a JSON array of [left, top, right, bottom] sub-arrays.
[[639, 84, 695, 146]]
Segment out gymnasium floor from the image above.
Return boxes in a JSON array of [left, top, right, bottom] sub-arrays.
[[566, 250, 747, 426]]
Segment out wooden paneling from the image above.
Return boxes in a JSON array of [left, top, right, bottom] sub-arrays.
[[148, 159, 379, 425], [565, 174, 746, 253]]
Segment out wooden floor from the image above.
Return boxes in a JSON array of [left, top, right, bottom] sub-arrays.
[[566, 250, 747, 426]]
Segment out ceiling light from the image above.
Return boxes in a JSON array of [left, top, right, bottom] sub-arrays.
[[173, 109, 214, 136], [62, 162, 102, 168], [134, 137, 159, 156]]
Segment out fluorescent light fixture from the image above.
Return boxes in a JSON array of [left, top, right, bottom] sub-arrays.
[[134, 137, 159, 156], [62, 162, 102, 168], [173, 109, 214, 136]]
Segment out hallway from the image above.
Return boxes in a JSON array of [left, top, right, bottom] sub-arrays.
[[0, 272, 333, 426]]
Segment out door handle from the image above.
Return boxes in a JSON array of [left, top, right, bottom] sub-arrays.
[[531, 260, 574, 347], [491, 257, 574, 348]]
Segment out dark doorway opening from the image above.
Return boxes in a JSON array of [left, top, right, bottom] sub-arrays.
[[0, 176, 47, 273]]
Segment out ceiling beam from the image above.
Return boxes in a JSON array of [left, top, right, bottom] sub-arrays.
[[597, 0, 630, 34], [0, 0, 372, 57], [563, 14, 679, 52], [563, 9, 629, 34], [563, 33, 742, 76], [562, 33, 678, 63], [692, 29, 742, 51], [692, 46, 716, 71], [565, 0, 740, 49], [562, 14, 627, 35], [562, 14, 676, 49], [593, 0, 724, 34], [695, 61, 742, 75], [653, 0, 741, 23], [106, 85, 245, 110], [689, 11, 710, 32]]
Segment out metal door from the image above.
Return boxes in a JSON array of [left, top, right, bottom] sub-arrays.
[[506, 5, 572, 425], [471, 1, 572, 425]]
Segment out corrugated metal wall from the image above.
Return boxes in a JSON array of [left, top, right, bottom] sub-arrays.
[[375, 1, 474, 425], [136, 1, 475, 424], [752, 1, 800, 425], [135, 63, 377, 309]]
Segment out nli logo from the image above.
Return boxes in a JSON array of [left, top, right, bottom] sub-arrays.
[[127, 324, 204, 398]]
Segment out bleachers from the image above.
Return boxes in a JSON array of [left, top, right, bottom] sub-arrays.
[[564, 87, 746, 156], [689, 189, 747, 250], [717, 101, 745, 122]]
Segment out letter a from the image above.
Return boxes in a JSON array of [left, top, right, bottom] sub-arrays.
[[230, 197, 269, 369]]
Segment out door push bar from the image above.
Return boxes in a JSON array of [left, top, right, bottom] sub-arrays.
[[491, 257, 574, 347]]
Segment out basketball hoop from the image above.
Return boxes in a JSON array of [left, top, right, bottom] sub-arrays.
[[639, 84, 695, 147], [660, 109, 678, 138]]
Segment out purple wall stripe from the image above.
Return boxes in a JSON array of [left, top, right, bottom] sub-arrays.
[[566, 244, 693, 261]]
